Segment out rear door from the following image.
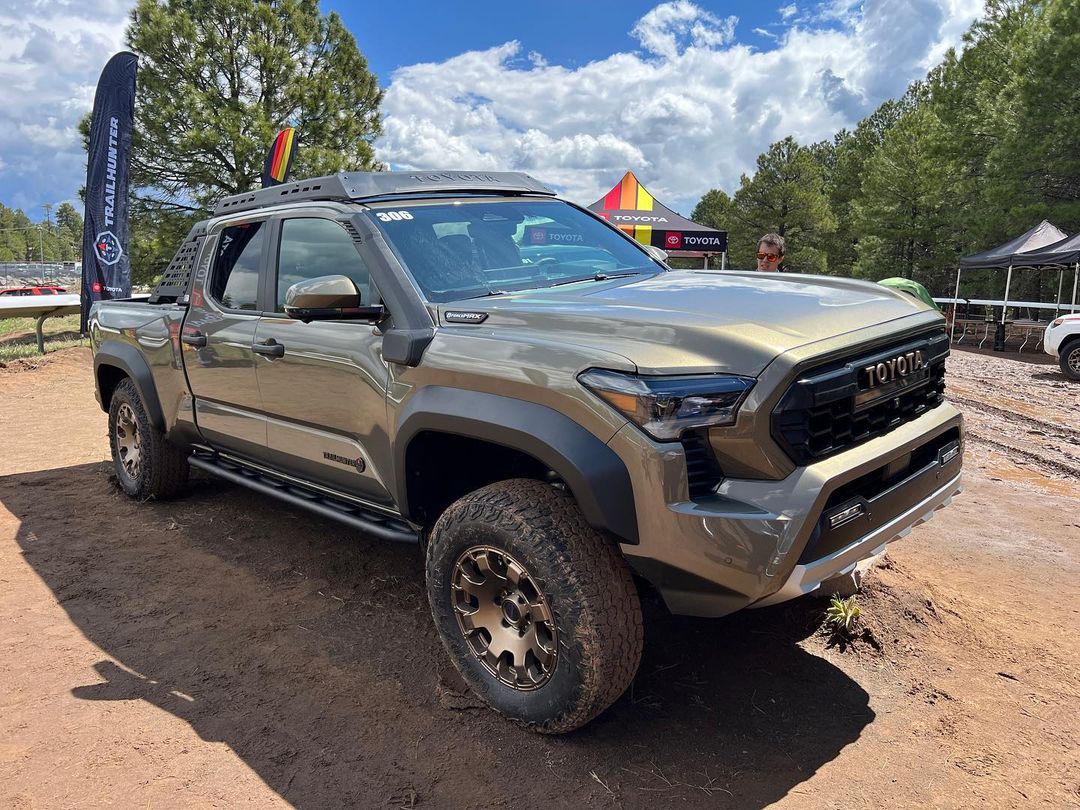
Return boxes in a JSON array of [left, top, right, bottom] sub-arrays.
[[183, 217, 270, 460], [252, 212, 393, 503]]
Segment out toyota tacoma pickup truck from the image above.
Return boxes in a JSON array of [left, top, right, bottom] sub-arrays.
[[90, 170, 963, 733]]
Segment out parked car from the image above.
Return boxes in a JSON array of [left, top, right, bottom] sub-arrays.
[[1044, 314, 1080, 380], [89, 170, 963, 733], [0, 285, 67, 296]]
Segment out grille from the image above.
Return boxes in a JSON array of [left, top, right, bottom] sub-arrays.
[[681, 431, 724, 498], [772, 330, 949, 465]]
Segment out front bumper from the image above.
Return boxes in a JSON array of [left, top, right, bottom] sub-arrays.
[[613, 403, 964, 617]]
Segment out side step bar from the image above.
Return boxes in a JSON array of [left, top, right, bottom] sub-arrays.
[[189, 453, 419, 544]]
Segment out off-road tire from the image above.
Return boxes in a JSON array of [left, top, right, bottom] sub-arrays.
[[108, 378, 189, 500], [1059, 339, 1080, 381], [426, 478, 643, 734]]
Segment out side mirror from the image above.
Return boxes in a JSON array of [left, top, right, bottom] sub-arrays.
[[284, 275, 384, 323], [643, 244, 669, 263]]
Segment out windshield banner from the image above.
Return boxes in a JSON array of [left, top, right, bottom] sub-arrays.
[[81, 51, 138, 332]]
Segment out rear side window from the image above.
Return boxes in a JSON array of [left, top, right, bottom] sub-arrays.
[[276, 218, 370, 311], [210, 222, 265, 310]]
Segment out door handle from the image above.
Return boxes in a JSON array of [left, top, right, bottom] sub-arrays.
[[181, 332, 207, 347], [253, 339, 285, 358]]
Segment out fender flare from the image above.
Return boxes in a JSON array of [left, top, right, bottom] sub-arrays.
[[94, 342, 166, 431], [395, 387, 638, 544]]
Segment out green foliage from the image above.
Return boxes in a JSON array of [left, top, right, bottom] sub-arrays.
[[851, 106, 958, 285], [122, 0, 384, 208], [0, 203, 81, 264], [77, 0, 384, 284], [692, 0, 1080, 305], [825, 594, 862, 634], [693, 137, 836, 272]]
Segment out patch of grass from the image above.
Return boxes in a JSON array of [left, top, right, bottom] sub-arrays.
[[825, 594, 862, 634], [0, 335, 88, 362], [0, 313, 81, 338], [0, 314, 86, 361]]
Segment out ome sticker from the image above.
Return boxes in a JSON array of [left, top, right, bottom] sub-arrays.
[[375, 211, 414, 222]]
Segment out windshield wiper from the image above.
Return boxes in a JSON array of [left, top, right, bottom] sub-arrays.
[[549, 271, 640, 288]]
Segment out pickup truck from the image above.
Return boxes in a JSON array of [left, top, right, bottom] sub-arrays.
[[1044, 314, 1080, 379], [90, 170, 964, 733]]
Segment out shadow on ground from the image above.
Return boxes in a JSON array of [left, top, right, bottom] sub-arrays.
[[4, 463, 874, 808]]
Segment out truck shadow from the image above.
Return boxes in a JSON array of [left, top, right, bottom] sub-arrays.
[[5, 462, 874, 809]]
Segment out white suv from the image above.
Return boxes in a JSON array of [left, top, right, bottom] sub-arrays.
[[1045, 315, 1080, 380]]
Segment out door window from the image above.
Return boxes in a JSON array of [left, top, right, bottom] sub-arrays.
[[276, 218, 370, 311], [210, 222, 265, 311]]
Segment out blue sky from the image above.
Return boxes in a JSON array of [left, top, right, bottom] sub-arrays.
[[0, 0, 983, 217], [344, 1, 803, 82]]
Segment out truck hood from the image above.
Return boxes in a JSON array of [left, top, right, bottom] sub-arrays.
[[441, 270, 939, 375]]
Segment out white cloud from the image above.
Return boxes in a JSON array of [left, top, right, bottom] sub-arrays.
[[378, 0, 984, 211], [0, 2, 129, 211], [780, 4, 799, 21], [630, 1, 738, 59]]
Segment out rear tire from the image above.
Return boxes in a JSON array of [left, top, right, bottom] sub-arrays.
[[1059, 339, 1080, 381], [108, 378, 189, 499], [426, 479, 643, 733]]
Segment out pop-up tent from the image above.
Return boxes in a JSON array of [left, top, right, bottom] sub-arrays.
[[878, 277, 939, 310], [589, 171, 727, 265], [952, 220, 1068, 326], [1012, 232, 1080, 315]]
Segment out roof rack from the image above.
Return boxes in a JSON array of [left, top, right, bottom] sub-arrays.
[[213, 171, 556, 217]]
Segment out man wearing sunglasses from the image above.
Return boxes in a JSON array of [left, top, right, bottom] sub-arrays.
[[755, 233, 785, 272]]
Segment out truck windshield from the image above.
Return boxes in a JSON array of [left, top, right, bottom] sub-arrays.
[[368, 199, 661, 302]]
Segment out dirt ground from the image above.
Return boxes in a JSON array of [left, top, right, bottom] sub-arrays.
[[0, 347, 1077, 809]]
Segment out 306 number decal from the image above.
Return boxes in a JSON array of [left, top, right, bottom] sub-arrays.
[[375, 211, 414, 222]]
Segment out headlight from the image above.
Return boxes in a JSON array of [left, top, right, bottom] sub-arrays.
[[578, 368, 755, 440], [1052, 318, 1064, 327]]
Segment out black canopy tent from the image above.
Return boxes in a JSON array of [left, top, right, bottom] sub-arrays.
[[953, 220, 1069, 328], [1014, 232, 1080, 317]]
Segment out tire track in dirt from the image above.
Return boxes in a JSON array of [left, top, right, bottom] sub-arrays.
[[949, 393, 1080, 441]]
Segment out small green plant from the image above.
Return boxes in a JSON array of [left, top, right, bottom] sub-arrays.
[[825, 594, 861, 633]]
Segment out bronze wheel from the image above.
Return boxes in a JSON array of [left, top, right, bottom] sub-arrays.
[[107, 378, 190, 500], [451, 546, 558, 690], [426, 479, 643, 733], [114, 402, 142, 481]]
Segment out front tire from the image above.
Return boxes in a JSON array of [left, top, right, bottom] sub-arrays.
[[1060, 339, 1080, 381], [426, 479, 643, 733], [108, 378, 189, 499]]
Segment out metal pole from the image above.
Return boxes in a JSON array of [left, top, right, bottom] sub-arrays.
[[703, 255, 709, 270], [1055, 266, 1064, 318], [38, 224, 44, 284], [996, 263, 1013, 351], [720, 251, 727, 271], [1073, 261, 1079, 313], [951, 265, 962, 340], [35, 313, 47, 354], [1001, 263, 1013, 323]]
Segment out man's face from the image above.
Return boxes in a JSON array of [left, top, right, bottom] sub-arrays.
[[756, 242, 783, 271]]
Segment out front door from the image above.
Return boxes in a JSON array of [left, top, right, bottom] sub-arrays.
[[253, 214, 393, 504], [183, 219, 269, 460]]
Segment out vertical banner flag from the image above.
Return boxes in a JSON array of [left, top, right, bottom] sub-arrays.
[[81, 51, 138, 332], [262, 127, 298, 187]]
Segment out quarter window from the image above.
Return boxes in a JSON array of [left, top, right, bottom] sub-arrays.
[[210, 222, 264, 311], [276, 218, 370, 311]]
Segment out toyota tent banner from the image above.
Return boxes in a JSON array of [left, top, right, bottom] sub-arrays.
[[81, 51, 138, 332]]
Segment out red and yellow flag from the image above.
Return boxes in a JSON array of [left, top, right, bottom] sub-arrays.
[[262, 127, 297, 187]]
